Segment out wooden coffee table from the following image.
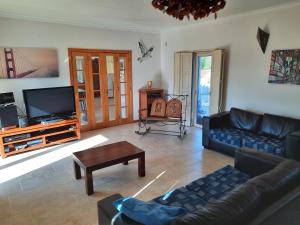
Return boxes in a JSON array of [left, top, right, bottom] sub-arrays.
[[72, 141, 145, 195]]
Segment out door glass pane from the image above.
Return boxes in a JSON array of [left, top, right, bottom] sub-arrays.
[[196, 56, 212, 125], [94, 92, 102, 123], [106, 55, 116, 121], [121, 95, 126, 107], [120, 83, 126, 95], [119, 57, 128, 119], [91, 56, 103, 123], [75, 56, 88, 125], [92, 57, 100, 91], [79, 90, 88, 125], [121, 107, 127, 119], [120, 58, 126, 82], [76, 56, 85, 84], [109, 106, 116, 120]]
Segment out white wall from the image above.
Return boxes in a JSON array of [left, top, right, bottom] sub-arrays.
[[0, 18, 161, 119], [2, 4, 300, 121], [161, 4, 300, 118]]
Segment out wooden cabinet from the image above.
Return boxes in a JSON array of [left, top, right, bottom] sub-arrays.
[[138, 88, 164, 119], [0, 119, 80, 158], [69, 49, 133, 131]]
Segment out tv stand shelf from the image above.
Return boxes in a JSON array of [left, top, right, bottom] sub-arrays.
[[0, 119, 80, 158]]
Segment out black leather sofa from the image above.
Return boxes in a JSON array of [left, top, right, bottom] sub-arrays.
[[97, 149, 300, 225], [202, 108, 300, 160]]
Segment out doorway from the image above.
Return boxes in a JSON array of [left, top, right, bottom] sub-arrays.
[[68, 49, 133, 131], [195, 55, 212, 126], [191, 49, 224, 127]]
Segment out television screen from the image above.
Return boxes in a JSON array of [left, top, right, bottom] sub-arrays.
[[23, 86, 75, 120]]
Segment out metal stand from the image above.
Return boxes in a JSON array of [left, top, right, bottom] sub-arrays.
[[135, 94, 188, 139]]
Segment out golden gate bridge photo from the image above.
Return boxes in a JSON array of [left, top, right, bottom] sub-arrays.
[[0, 47, 59, 79]]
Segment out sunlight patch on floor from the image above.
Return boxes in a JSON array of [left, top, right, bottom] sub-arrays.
[[0, 134, 109, 183], [133, 171, 166, 198]]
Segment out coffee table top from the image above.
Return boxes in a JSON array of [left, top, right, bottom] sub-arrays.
[[72, 141, 144, 168]]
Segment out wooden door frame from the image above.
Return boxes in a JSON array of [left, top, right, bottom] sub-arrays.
[[68, 48, 133, 131], [119, 52, 133, 124], [87, 53, 107, 130], [103, 53, 119, 127], [69, 51, 92, 132], [93, 53, 109, 129]]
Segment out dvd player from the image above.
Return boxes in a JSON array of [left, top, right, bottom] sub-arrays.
[[4, 133, 31, 143]]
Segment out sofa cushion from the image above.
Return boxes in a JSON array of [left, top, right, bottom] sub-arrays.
[[230, 108, 262, 132], [185, 165, 250, 202], [210, 128, 242, 147], [260, 114, 300, 139], [153, 166, 249, 214], [242, 133, 284, 157], [152, 187, 207, 213]]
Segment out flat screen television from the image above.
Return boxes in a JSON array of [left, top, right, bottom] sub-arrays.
[[23, 86, 76, 123]]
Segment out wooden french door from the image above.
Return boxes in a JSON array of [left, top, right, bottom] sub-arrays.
[[69, 49, 133, 131]]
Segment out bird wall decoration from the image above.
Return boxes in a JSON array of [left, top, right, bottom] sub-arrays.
[[137, 40, 154, 63]]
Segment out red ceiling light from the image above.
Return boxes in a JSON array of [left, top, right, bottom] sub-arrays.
[[152, 0, 226, 20]]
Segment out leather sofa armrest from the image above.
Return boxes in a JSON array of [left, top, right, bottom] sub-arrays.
[[97, 194, 143, 225], [202, 111, 231, 147], [285, 130, 300, 161], [234, 148, 285, 177]]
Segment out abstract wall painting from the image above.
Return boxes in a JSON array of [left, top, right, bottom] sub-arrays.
[[0, 47, 59, 79], [269, 49, 300, 85]]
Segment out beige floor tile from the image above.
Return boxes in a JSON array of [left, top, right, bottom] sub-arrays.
[[0, 123, 233, 225]]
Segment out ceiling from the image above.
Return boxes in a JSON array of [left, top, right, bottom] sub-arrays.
[[0, 0, 299, 33]]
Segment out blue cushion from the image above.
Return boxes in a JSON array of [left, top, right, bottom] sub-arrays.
[[210, 128, 242, 147], [242, 133, 284, 156], [210, 128, 285, 157], [113, 197, 187, 225]]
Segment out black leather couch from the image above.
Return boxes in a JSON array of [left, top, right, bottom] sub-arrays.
[[97, 149, 300, 225], [202, 108, 300, 160]]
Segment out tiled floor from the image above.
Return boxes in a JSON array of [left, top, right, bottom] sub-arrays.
[[0, 123, 233, 225]]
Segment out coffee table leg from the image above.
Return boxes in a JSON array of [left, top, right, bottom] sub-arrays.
[[85, 169, 94, 195], [74, 161, 81, 179], [138, 153, 145, 177]]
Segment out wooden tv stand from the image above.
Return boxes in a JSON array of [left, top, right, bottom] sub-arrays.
[[0, 118, 80, 158]]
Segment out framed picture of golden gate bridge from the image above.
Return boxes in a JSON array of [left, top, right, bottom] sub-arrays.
[[0, 47, 59, 79], [268, 49, 300, 85]]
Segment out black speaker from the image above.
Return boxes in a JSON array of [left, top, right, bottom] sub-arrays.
[[0, 105, 19, 129], [0, 92, 15, 105]]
